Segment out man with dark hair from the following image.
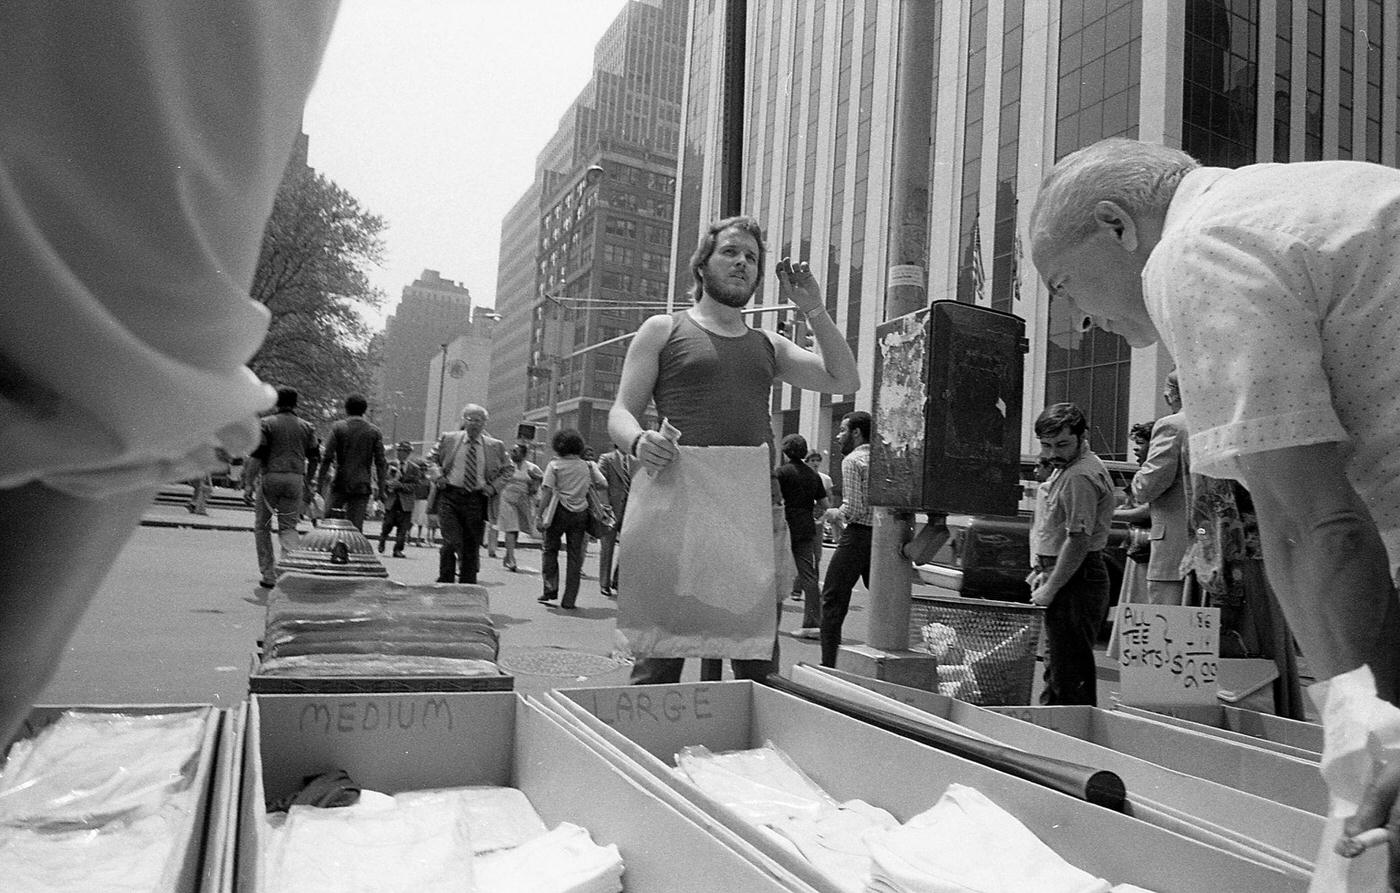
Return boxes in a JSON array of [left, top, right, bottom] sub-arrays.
[[379, 440, 426, 558], [610, 214, 860, 684], [818, 411, 873, 667], [1028, 402, 1116, 705], [1132, 370, 1190, 605], [244, 386, 320, 589], [428, 404, 511, 584], [316, 393, 387, 531], [775, 434, 828, 637], [596, 442, 634, 599]]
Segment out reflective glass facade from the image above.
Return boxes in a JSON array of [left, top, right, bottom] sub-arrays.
[[1182, 0, 1259, 167], [1047, 0, 1142, 459]]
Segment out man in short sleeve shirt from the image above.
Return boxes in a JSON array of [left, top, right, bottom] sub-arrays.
[[1030, 138, 1400, 709], [1028, 403, 1115, 705]]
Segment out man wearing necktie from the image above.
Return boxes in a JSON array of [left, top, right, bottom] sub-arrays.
[[428, 404, 511, 584]]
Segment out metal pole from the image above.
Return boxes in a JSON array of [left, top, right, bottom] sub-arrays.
[[545, 297, 564, 444], [867, 0, 940, 651], [435, 343, 447, 435]]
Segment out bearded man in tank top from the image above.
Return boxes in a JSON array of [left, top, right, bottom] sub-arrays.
[[609, 215, 861, 685]]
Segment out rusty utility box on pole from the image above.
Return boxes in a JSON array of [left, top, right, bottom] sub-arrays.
[[870, 300, 1027, 517]]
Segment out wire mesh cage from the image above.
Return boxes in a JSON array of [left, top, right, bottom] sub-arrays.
[[909, 595, 1045, 705]]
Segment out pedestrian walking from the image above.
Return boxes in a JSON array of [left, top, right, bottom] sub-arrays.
[[535, 429, 605, 609], [378, 441, 427, 558], [316, 394, 388, 531], [184, 472, 211, 516], [596, 443, 634, 598], [243, 387, 321, 589], [775, 434, 828, 637], [428, 404, 511, 584], [1131, 370, 1190, 606], [497, 442, 543, 572], [818, 412, 873, 667]]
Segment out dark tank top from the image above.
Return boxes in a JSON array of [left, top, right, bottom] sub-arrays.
[[653, 311, 777, 448]]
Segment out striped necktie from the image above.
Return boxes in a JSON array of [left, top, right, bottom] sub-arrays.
[[462, 436, 478, 490]]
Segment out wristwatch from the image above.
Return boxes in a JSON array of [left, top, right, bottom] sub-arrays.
[[630, 431, 645, 458]]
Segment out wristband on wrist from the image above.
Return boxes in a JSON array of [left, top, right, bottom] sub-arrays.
[[630, 431, 645, 457]]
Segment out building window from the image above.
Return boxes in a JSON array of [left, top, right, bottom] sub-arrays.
[[1047, 0, 1145, 460]]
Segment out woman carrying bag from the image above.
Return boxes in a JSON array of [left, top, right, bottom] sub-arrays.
[[497, 442, 543, 571], [536, 429, 605, 609]]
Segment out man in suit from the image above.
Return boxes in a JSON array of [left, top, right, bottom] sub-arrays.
[[316, 393, 388, 531], [428, 404, 511, 584], [379, 440, 426, 558], [1131, 370, 1190, 605], [596, 443, 634, 599]]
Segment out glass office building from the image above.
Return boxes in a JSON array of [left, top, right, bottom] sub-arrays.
[[674, 0, 1400, 462]]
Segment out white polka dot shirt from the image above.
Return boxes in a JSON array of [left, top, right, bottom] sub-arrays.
[[1142, 162, 1400, 559]]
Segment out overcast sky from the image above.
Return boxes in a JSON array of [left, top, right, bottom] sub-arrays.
[[302, 0, 628, 327]]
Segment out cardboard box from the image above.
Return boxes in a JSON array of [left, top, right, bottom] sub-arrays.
[[796, 664, 1320, 876], [246, 651, 513, 694], [983, 702, 1328, 815], [1114, 702, 1323, 758], [550, 680, 1307, 893], [237, 692, 817, 892], [4, 704, 225, 893]]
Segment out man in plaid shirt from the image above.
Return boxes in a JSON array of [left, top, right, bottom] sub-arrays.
[[819, 410, 872, 667]]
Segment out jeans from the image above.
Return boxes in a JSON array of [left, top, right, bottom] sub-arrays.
[[542, 506, 588, 606], [819, 523, 872, 667], [1040, 550, 1110, 706], [253, 472, 305, 585], [790, 532, 822, 627], [438, 487, 487, 583]]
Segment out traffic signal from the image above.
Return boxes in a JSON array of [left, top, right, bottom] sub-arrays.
[[517, 423, 537, 442], [778, 312, 814, 350]]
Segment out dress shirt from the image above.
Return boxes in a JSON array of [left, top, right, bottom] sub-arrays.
[[839, 444, 872, 526]]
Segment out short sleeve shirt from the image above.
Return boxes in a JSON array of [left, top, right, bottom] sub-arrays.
[[775, 461, 827, 540], [1143, 162, 1400, 556], [1033, 448, 1115, 557]]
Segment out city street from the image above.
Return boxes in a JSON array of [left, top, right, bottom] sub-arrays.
[[37, 490, 858, 707]]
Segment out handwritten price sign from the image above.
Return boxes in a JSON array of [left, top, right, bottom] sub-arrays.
[[1116, 604, 1220, 706]]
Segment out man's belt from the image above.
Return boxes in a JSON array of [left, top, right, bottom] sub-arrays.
[[442, 484, 486, 496]]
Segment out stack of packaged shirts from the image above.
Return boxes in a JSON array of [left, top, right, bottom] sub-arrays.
[[0, 709, 212, 892], [673, 742, 1158, 893], [257, 574, 502, 679], [261, 784, 624, 893]]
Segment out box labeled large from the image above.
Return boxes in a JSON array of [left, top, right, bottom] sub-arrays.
[[237, 691, 812, 892], [551, 680, 1305, 892], [870, 301, 1025, 513], [797, 665, 1320, 877]]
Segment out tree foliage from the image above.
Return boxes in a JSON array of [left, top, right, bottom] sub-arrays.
[[248, 170, 387, 426]]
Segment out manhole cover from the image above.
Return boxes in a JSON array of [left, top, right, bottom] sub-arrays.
[[498, 648, 626, 677]]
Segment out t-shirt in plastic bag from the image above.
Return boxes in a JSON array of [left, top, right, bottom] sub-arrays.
[[617, 445, 782, 660]]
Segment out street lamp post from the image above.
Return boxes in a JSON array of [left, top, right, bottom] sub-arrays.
[[542, 293, 565, 443], [435, 343, 448, 436]]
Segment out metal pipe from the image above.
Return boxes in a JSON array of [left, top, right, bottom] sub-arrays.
[[867, 0, 940, 651]]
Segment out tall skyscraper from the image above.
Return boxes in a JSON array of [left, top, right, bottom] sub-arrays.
[[378, 269, 475, 446], [493, 0, 687, 456], [487, 184, 541, 447], [675, 0, 1400, 463]]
